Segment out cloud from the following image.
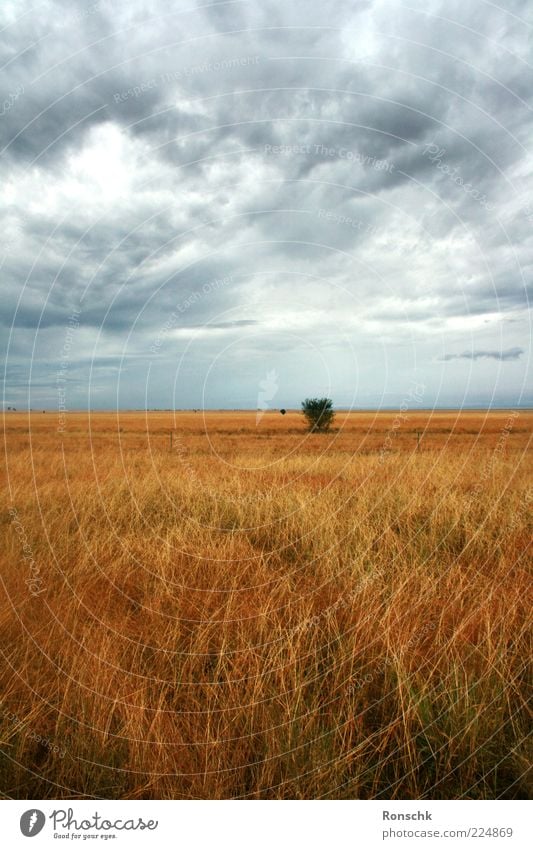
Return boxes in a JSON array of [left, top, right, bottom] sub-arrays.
[[441, 347, 524, 362], [1, 0, 531, 409]]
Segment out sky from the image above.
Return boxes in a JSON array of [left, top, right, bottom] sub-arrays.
[[1, 0, 532, 411]]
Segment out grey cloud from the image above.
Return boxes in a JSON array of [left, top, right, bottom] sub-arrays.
[[1, 0, 531, 409], [441, 347, 525, 362]]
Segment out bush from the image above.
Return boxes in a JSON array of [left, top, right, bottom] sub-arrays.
[[301, 398, 335, 432]]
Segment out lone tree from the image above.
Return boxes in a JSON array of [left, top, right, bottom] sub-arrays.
[[301, 397, 335, 432]]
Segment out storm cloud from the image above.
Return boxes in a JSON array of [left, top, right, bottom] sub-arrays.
[[1, 0, 531, 410]]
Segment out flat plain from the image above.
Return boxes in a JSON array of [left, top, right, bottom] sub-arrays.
[[1, 409, 531, 798]]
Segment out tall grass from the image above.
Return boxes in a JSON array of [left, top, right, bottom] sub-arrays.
[[0, 411, 531, 798]]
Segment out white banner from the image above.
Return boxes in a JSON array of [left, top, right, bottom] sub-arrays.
[[2, 800, 530, 848]]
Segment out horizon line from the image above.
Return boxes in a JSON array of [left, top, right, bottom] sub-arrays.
[[3, 406, 532, 413]]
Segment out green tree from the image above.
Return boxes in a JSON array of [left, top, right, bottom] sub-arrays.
[[301, 398, 335, 432]]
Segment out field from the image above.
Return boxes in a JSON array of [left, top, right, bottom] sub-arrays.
[[1, 409, 531, 799]]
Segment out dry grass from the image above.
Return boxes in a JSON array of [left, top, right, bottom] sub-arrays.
[[0, 409, 531, 799]]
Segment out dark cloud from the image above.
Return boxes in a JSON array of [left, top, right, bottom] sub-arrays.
[[441, 347, 524, 362], [1, 0, 531, 409]]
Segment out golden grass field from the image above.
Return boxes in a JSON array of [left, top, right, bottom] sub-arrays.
[[1, 409, 531, 799]]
